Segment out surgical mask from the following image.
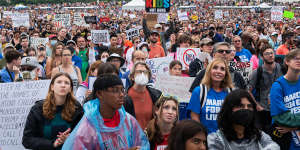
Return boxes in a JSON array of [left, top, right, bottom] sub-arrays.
[[21, 70, 36, 80], [101, 57, 107, 63], [50, 40, 57, 46], [134, 73, 148, 85], [232, 109, 254, 127]]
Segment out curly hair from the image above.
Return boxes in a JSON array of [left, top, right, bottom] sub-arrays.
[[146, 96, 179, 150], [43, 72, 77, 122], [217, 89, 261, 142]]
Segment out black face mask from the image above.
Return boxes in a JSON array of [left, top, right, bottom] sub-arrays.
[[232, 109, 254, 127]]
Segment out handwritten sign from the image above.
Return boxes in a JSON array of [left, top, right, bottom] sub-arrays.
[[157, 13, 168, 23], [214, 10, 223, 20], [84, 16, 97, 24], [0, 80, 51, 150], [12, 13, 30, 27], [271, 6, 283, 22], [178, 11, 189, 21], [146, 57, 173, 82], [54, 14, 71, 27], [73, 13, 90, 27], [229, 61, 253, 84], [176, 48, 202, 70], [125, 28, 141, 41], [30, 37, 49, 48], [155, 75, 194, 103], [91, 30, 109, 44]]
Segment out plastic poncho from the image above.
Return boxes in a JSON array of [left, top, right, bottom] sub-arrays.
[[62, 98, 150, 150]]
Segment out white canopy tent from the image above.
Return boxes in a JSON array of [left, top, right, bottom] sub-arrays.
[[122, 0, 145, 10], [257, 3, 271, 9], [274, 0, 300, 3]]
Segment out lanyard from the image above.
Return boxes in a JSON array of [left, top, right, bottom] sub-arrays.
[[6, 67, 14, 82]]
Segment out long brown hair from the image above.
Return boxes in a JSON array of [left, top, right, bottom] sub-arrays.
[[51, 42, 64, 68], [43, 72, 77, 122], [201, 58, 234, 90]]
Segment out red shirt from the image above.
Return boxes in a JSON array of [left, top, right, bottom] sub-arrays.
[[103, 111, 120, 128], [154, 134, 169, 150]]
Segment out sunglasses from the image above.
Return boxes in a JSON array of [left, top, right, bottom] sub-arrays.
[[21, 66, 36, 71], [217, 49, 232, 54]]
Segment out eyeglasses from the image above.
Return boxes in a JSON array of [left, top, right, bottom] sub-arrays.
[[21, 66, 36, 71], [217, 49, 232, 54], [292, 57, 300, 61], [135, 41, 141, 44], [136, 70, 149, 74], [234, 40, 241, 43], [105, 87, 126, 94], [263, 52, 274, 56], [55, 54, 62, 57], [62, 54, 72, 57]]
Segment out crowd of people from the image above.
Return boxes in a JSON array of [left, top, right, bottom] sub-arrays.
[[0, 0, 300, 150]]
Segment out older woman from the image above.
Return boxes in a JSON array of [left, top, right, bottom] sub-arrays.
[[22, 73, 83, 150], [187, 58, 234, 134]]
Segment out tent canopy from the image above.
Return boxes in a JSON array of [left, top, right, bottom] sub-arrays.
[[122, 0, 145, 10], [257, 3, 271, 8]]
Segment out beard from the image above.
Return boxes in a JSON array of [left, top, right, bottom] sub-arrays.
[[264, 59, 274, 65], [150, 39, 157, 44]]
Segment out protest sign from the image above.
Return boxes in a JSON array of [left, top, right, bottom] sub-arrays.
[[54, 14, 71, 27], [30, 37, 49, 48], [146, 14, 158, 30], [229, 61, 253, 83], [146, 0, 170, 13], [84, 16, 97, 24], [223, 11, 229, 17], [125, 27, 142, 41], [12, 13, 30, 27], [0, 80, 51, 150], [176, 48, 203, 70], [178, 11, 189, 21], [155, 75, 194, 103], [191, 15, 198, 21], [99, 17, 110, 22], [129, 14, 136, 19], [271, 7, 283, 22], [88, 76, 97, 90], [146, 57, 173, 82], [73, 13, 90, 27], [283, 10, 294, 19], [91, 30, 109, 44], [157, 13, 168, 23], [214, 10, 223, 20], [3, 11, 13, 18]]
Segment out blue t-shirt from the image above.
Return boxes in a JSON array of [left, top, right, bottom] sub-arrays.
[[0, 67, 15, 82], [187, 86, 228, 134], [235, 48, 252, 62], [270, 76, 300, 150]]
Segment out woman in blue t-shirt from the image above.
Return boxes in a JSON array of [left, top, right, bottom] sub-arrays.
[[187, 58, 234, 134]]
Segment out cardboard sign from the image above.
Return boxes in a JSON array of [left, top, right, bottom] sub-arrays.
[[146, 0, 170, 13], [54, 14, 71, 27], [125, 28, 141, 41], [91, 30, 109, 44], [30, 37, 49, 48], [214, 10, 223, 20], [176, 48, 202, 70], [271, 7, 283, 22], [283, 10, 294, 19], [0, 80, 51, 150], [84, 16, 97, 24], [146, 57, 173, 82], [146, 14, 158, 30], [178, 11, 189, 21], [155, 75, 195, 103], [229, 61, 253, 83], [12, 13, 30, 27], [73, 13, 90, 27], [157, 13, 168, 23]]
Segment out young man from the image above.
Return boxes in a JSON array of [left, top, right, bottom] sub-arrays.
[[148, 31, 165, 59], [62, 74, 150, 149], [270, 48, 300, 150], [276, 31, 295, 55], [0, 50, 22, 82]]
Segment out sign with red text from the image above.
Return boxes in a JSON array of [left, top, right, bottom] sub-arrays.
[[146, 57, 173, 82], [54, 14, 71, 27], [229, 61, 253, 83], [271, 6, 283, 22]]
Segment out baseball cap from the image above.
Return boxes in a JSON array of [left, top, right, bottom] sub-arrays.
[[154, 24, 162, 29], [271, 32, 278, 36], [296, 26, 300, 30], [107, 53, 125, 67], [200, 38, 213, 46], [150, 30, 160, 35], [66, 40, 76, 45], [4, 43, 16, 49], [21, 57, 42, 68]]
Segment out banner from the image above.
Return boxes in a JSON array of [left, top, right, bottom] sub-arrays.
[[84, 16, 97, 24], [146, 57, 173, 82], [155, 75, 194, 103], [214, 10, 223, 20], [283, 10, 294, 19], [229, 61, 253, 83], [125, 27, 142, 41], [30, 37, 49, 48], [176, 48, 202, 70], [271, 7, 283, 22], [54, 14, 71, 27], [73, 13, 90, 27], [91, 30, 109, 44], [0, 80, 51, 150], [178, 11, 189, 21], [146, 0, 170, 13], [11, 13, 30, 27]]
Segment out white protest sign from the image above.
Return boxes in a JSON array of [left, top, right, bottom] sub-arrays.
[[54, 14, 71, 27], [214, 10, 223, 20], [73, 13, 90, 27], [12, 13, 30, 27], [88, 76, 97, 90], [271, 6, 283, 22], [178, 11, 189, 21], [30, 37, 49, 48], [229, 61, 253, 83], [176, 48, 202, 70], [224, 11, 229, 17], [3, 11, 13, 18], [91, 30, 109, 44], [155, 75, 195, 103], [129, 14, 136, 19], [146, 57, 173, 82], [157, 13, 168, 24], [125, 27, 141, 41], [0, 80, 51, 150]]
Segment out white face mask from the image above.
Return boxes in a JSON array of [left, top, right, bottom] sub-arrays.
[[101, 57, 107, 63], [21, 70, 36, 80], [134, 73, 149, 85]]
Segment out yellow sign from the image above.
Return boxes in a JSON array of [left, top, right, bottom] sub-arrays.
[[191, 15, 198, 21]]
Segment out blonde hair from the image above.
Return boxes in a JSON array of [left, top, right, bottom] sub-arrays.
[[201, 58, 234, 89]]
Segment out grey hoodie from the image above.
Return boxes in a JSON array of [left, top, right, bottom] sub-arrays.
[[207, 130, 280, 150]]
